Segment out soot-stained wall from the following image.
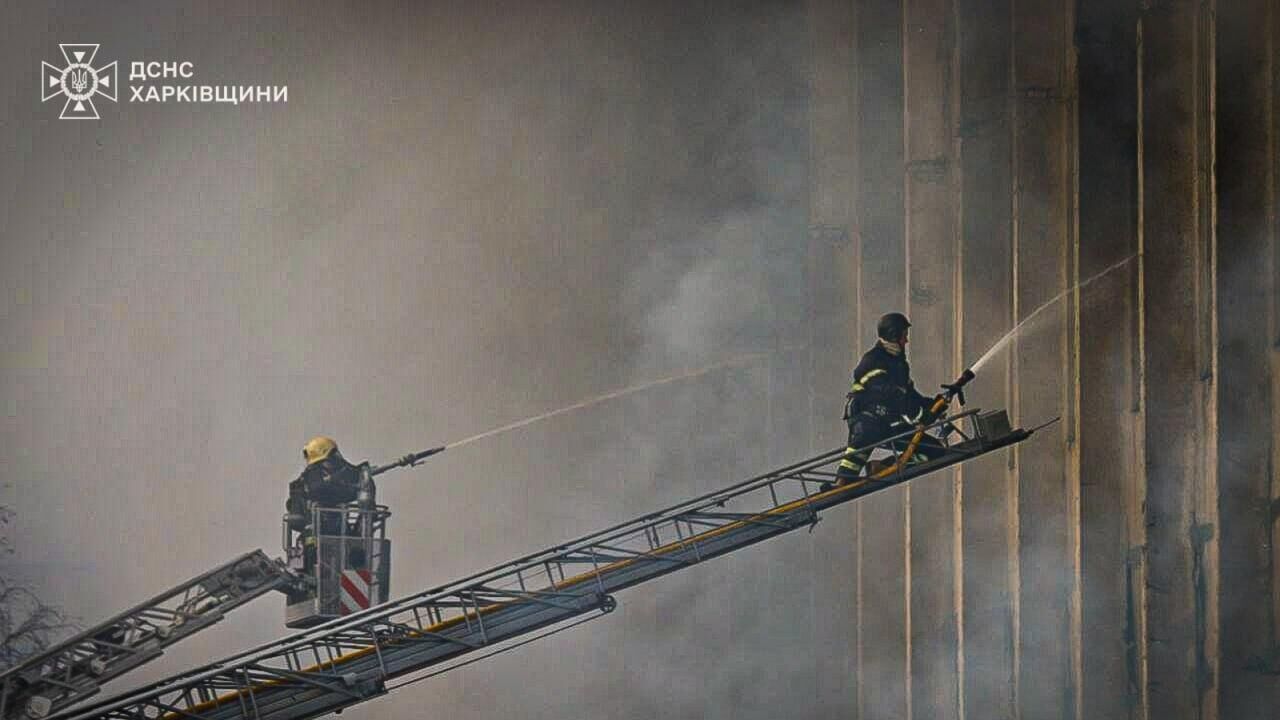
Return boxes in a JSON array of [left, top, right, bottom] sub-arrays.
[[808, 0, 1279, 718]]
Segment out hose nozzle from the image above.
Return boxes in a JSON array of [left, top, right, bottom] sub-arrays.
[[941, 368, 976, 406], [369, 445, 447, 477]]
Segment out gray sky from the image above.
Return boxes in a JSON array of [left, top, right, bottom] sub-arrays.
[[2, 2, 821, 718]]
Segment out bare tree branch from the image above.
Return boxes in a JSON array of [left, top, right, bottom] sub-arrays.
[[0, 577, 77, 671], [0, 503, 78, 671], [0, 503, 14, 556]]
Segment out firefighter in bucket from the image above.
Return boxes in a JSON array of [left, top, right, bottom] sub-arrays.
[[285, 436, 367, 575]]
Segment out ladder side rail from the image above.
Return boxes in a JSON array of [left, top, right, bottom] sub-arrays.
[[96, 432, 1015, 720], [50, 412, 987, 718], [76, 496, 826, 720], [55, 421, 1031, 720], [48, 443, 854, 719], [50, 443, 856, 713], [31, 407, 970, 715], [110, 408, 938, 684]]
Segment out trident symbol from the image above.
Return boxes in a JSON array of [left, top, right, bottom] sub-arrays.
[[69, 68, 90, 94]]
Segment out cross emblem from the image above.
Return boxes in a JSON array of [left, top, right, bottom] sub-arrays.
[[42, 44, 118, 120]]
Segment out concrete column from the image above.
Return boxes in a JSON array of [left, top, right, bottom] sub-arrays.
[[1074, 2, 1142, 718], [1273, 0, 1280, 694], [903, 0, 961, 718], [1214, 0, 1278, 715], [1011, 0, 1076, 717], [806, 1, 861, 714], [1138, 1, 1219, 718], [956, 0, 1016, 716], [853, 1, 910, 717]]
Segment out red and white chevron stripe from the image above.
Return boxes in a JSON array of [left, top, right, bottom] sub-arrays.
[[338, 569, 373, 615]]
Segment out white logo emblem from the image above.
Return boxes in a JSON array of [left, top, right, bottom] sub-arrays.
[[42, 44, 118, 119]]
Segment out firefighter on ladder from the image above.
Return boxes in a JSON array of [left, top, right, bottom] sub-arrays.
[[834, 313, 947, 485], [285, 436, 364, 572]]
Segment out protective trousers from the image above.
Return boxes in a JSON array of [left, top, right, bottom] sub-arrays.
[[835, 412, 946, 483]]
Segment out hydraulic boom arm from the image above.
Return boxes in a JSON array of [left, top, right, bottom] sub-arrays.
[[1, 551, 299, 720]]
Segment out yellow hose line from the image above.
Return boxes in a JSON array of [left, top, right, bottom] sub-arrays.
[[868, 396, 949, 479]]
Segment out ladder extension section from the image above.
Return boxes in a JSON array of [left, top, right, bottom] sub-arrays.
[[1, 551, 297, 720], [52, 410, 1034, 720]]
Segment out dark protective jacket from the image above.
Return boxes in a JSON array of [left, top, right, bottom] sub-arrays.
[[302, 457, 361, 504], [285, 456, 362, 530], [843, 342, 933, 428]]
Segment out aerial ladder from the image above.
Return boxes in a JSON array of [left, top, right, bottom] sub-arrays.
[[0, 551, 300, 720], [39, 370, 1050, 720]]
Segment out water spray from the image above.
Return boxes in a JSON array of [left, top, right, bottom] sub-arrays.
[[972, 253, 1136, 373], [369, 351, 776, 471], [441, 351, 773, 451], [369, 248, 1119, 484], [907, 253, 1135, 465]]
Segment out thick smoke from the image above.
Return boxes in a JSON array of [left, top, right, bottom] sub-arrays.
[[1, 2, 820, 719]]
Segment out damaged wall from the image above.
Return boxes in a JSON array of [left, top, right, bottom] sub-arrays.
[[807, 0, 1279, 717]]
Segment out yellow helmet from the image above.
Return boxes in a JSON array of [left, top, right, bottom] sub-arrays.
[[302, 436, 339, 466]]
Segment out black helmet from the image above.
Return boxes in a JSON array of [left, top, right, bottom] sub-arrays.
[[877, 312, 912, 342]]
